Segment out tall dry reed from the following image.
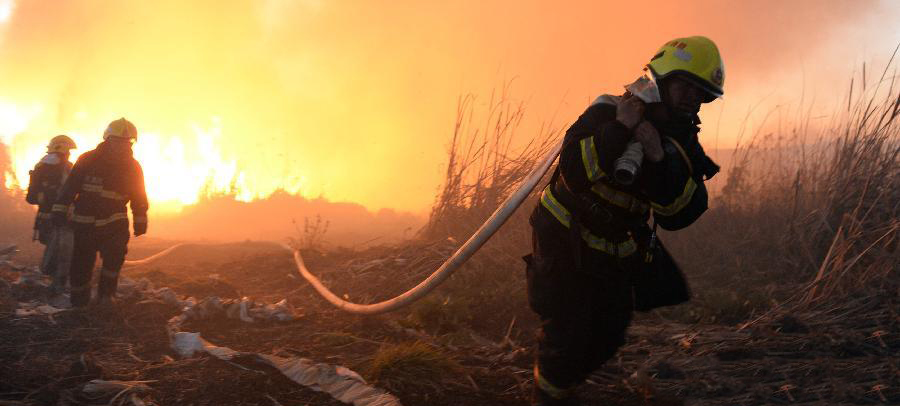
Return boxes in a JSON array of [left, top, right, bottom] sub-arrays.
[[423, 52, 897, 325]]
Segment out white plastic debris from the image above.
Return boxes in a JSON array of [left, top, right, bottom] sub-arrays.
[[261, 355, 401, 406], [82, 379, 153, 394], [12, 268, 49, 287], [171, 332, 209, 358], [15, 301, 66, 317], [162, 285, 400, 406], [155, 287, 180, 306], [167, 332, 402, 406], [5, 262, 400, 406], [82, 379, 154, 406], [236, 297, 253, 322], [0, 244, 17, 259]]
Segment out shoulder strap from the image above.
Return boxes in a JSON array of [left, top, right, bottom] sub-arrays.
[[663, 136, 693, 176]]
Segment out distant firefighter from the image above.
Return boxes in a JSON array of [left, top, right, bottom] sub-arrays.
[[25, 135, 77, 295], [525, 36, 723, 405], [52, 118, 148, 307]]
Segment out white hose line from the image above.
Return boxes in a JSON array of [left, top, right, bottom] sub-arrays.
[[120, 140, 563, 315], [287, 141, 563, 314], [123, 243, 193, 267]]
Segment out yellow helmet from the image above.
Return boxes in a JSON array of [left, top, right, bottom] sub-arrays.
[[646, 36, 724, 101], [103, 117, 138, 142], [47, 135, 77, 153]]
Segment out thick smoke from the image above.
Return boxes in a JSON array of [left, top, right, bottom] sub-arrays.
[[0, 1, 896, 244]]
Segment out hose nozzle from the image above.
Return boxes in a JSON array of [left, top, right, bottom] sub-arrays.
[[614, 141, 644, 185]]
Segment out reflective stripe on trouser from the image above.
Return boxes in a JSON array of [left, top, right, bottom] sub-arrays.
[[70, 228, 129, 306], [98, 267, 120, 298], [534, 364, 575, 399], [528, 220, 634, 392]]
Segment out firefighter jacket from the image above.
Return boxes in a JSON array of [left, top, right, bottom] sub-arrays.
[[52, 141, 148, 234], [26, 153, 72, 241], [531, 94, 719, 311], [536, 94, 719, 258]]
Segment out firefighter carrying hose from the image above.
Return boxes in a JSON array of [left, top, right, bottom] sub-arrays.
[[52, 118, 148, 307], [26, 135, 77, 295], [525, 36, 724, 405]]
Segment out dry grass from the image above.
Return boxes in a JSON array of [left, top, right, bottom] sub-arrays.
[[366, 341, 462, 392], [665, 50, 899, 323], [421, 83, 561, 258], [421, 54, 898, 327]]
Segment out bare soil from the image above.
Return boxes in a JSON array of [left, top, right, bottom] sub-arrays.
[[1, 240, 896, 405]]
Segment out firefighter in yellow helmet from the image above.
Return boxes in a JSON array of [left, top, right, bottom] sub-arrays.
[[52, 118, 148, 307], [25, 135, 77, 296], [525, 36, 723, 405]]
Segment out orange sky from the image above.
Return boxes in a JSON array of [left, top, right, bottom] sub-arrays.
[[0, 0, 898, 213]]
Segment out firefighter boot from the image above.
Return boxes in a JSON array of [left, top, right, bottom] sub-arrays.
[[96, 267, 120, 304]]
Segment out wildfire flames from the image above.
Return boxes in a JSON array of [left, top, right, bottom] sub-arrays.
[[0, 103, 305, 212], [0, 1, 897, 215]]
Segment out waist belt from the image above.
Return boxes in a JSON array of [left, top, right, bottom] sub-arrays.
[[540, 186, 637, 258], [589, 181, 650, 215]]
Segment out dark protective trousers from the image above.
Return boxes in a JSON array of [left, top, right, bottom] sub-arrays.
[[69, 227, 129, 307], [525, 209, 635, 395], [40, 226, 74, 294]]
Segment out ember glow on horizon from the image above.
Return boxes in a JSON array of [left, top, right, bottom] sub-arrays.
[[0, 1, 897, 213]]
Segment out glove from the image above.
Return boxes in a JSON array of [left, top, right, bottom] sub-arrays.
[[51, 210, 67, 227], [615, 92, 645, 131], [134, 221, 147, 237], [633, 121, 664, 163]]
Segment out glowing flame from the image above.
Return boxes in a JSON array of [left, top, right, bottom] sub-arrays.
[[0, 101, 41, 145], [3, 105, 304, 212], [0, 0, 13, 24], [135, 119, 248, 208]]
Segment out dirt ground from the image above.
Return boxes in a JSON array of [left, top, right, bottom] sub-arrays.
[[1, 240, 897, 406]]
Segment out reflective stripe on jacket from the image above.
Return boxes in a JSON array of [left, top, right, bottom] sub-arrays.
[[54, 141, 148, 232], [26, 154, 72, 230], [544, 93, 712, 256]]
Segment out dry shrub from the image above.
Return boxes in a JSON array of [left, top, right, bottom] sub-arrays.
[[423, 53, 897, 327], [665, 51, 899, 319], [421, 83, 560, 258], [366, 341, 461, 392], [414, 84, 560, 334]]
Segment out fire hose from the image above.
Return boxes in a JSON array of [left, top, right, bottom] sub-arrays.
[[124, 140, 563, 315]]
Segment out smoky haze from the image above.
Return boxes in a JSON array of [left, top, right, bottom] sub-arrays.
[[0, 0, 897, 246], [151, 192, 423, 246]]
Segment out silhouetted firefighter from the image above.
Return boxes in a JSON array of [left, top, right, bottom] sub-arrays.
[[52, 118, 148, 307], [524, 36, 723, 405], [26, 135, 77, 295]]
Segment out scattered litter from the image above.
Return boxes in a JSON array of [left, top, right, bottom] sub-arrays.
[[82, 379, 155, 406], [0, 244, 17, 258], [12, 267, 48, 287], [261, 354, 401, 406], [15, 301, 66, 317], [4, 253, 403, 406]]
